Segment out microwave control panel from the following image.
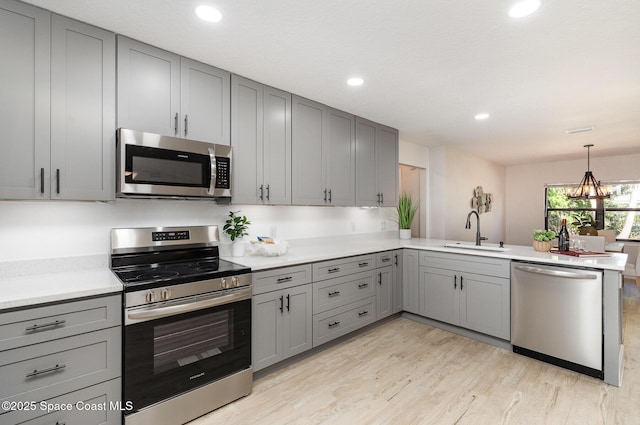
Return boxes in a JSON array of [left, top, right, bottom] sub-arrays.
[[216, 157, 230, 189]]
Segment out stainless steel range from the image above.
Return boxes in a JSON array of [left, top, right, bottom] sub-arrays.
[[110, 225, 252, 425]]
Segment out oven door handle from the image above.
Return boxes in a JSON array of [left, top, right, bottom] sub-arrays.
[[126, 287, 251, 323]]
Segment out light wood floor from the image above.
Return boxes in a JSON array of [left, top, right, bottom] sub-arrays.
[[191, 283, 640, 425]]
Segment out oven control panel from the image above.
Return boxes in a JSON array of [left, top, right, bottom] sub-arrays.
[[152, 230, 190, 242]]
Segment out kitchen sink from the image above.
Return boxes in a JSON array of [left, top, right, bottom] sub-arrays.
[[443, 242, 511, 252]]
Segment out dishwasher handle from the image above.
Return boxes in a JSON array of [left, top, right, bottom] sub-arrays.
[[514, 264, 598, 280]]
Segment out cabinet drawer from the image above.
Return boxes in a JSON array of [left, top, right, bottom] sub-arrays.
[[420, 251, 510, 278], [252, 265, 312, 295], [2, 378, 121, 425], [313, 297, 376, 347], [312, 255, 375, 281], [0, 295, 121, 351], [0, 327, 121, 411], [376, 251, 395, 268], [313, 271, 375, 313]]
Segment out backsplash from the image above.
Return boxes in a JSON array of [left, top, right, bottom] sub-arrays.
[[0, 199, 396, 261]]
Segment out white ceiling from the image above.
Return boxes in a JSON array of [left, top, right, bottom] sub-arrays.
[[22, 0, 640, 165]]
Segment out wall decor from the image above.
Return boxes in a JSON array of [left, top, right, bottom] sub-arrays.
[[471, 186, 493, 214]]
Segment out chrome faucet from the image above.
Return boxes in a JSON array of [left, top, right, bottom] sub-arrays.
[[465, 210, 488, 246]]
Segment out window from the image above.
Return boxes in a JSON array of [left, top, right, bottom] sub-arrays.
[[545, 181, 640, 241]]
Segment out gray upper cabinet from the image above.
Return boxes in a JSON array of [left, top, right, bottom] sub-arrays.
[[51, 15, 115, 200], [355, 117, 399, 207], [0, 1, 115, 201], [0, 0, 50, 199], [232, 75, 291, 204], [117, 36, 230, 145], [292, 96, 355, 206]]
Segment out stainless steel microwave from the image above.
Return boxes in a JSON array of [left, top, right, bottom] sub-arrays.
[[116, 129, 232, 201]]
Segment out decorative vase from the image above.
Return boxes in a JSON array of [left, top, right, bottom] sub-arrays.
[[533, 240, 551, 252], [399, 229, 412, 240], [232, 239, 246, 257]]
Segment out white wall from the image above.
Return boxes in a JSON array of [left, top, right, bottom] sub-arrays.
[[0, 200, 396, 261], [506, 153, 640, 245], [428, 146, 506, 244]]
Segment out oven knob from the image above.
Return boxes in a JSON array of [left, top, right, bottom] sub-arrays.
[[145, 291, 156, 303], [221, 278, 228, 289], [231, 276, 239, 287], [161, 288, 171, 301]]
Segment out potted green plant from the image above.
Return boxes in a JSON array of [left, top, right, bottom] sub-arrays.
[[571, 212, 598, 235], [396, 193, 419, 240], [223, 211, 250, 256], [532, 229, 556, 252]]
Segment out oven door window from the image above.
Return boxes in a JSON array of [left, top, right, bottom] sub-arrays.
[[124, 299, 251, 412], [125, 145, 210, 187]]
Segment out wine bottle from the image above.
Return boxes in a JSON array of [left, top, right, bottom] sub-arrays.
[[558, 219, 570, 251]]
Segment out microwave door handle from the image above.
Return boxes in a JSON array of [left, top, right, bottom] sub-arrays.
[[208, 148, 217, 194]]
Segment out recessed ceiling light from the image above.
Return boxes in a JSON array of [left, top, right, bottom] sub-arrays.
[[347, 77, 364, 87], [508, 0, 541, 18], [196, 5, 222, 23], [564, 126, 595, 134], [475, 113, 490, 120]]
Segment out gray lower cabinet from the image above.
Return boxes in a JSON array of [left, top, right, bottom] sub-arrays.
[[291, 96, 355, 206], [231, 75, 291, 205], [402, 249, 420, 314], [419, 252, 511, 340], [355, 117, 399, 207], [252, 266, 313, 372], [376, 250, 403, 317], [312, 256, 377, 347], [0, 294, 122, 424], [117, 36, 230, 144], [0, 1, 115, 200]]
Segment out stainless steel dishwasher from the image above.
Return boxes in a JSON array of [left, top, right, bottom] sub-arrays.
[[511, 261, 603, 378]]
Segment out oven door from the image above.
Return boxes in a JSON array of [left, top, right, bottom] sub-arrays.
[[123, 293, 251, 412]]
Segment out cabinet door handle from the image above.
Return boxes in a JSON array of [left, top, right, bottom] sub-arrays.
[[184, 114, 188, 137], [381, 193, 384, 204], [328, 267, 340, 273], [174, 113, 179, 135], [328, 321, 340, 328], [358, 262, 369, 267], [378, 272, 382, 285], [358, 310, 369, 317], [461, 276, 464, 290], [394, 254, 398, 266], [26, 363, 66, 378], [328, 189, 332, 203], [377, 193, 381, 203], [324, 188, 328, 202], [26, 319, 66, 332], [56, 168, 60, 194], [286, 294, 290, 311], [454, 275, 457, 290], [358, 282, 369, 289], [40, 168, 45, 194], [328, 291, 340, 297], [266, 184, 270, 201], [259, 184, 264, 201], [276, 276, 292, 283], [279, 295, 284, 313]]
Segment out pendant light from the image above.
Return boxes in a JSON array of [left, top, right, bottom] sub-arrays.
[[568, 144, 610, 199]]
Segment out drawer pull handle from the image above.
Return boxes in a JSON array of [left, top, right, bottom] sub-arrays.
[[382, 257, 391, 263], [358, 310, 369, 317], [328, 267, 341, 273], [328, 321, 340, 328], [276, 276, 293, 283], [328, 291, 341, 297], [358, 283, 369, 288], [358, 262, 369, 267], [56, 422, 67, 425], [25, 319, 66, 332], [26, 363, 66, 378]]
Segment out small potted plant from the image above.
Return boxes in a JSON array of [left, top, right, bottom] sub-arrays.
[[532, 229, 556, 252], [396, 193, 419, 240], [223, 211, 250, 256]]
